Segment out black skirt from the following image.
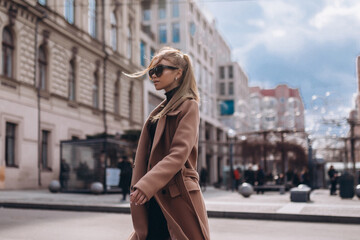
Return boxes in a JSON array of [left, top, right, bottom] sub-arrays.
[[146, 197, 170, 240]]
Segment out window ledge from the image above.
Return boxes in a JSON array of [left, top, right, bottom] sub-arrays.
[[6, 164, 19, 168], [1, 76, 18, 89], [39, 89, 50, 99], [92, 108, 101, 116], [68, 100, 78, 108]]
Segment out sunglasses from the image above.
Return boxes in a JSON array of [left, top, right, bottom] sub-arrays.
[[148, 64, 179, 78]]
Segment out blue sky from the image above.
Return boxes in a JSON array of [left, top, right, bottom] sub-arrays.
[[201, 0, 360, 137]]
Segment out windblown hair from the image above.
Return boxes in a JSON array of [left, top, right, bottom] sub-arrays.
[[126, 46, 200, 121]]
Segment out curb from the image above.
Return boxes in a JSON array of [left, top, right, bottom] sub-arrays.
[[1, 202, 359, 224]]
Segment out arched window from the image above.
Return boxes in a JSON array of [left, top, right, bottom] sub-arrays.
[[38, 45, 47, 90], [127, 24, 132, 59], [65, 0, 75, 24], [68, 58, 76, 101], [88, 0, 97, 38], [114, 75, 120, 115], [2, 27, 14, 78], [93, 71, 99, 108], [110, 11, 117, 51]]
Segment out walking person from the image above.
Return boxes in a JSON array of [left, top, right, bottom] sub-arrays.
[[328, 165, 338, 195], [127, 47, 210, 240], [59, 159, 70, 190], [118, 156, 133, 202], [256, 165, 265, 194], [200, 167, 208, 192]]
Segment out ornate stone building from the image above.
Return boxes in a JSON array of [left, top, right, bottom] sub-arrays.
[[0, 0, 143, 189]]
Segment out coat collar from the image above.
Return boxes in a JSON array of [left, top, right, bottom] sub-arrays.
[[148, 101, 182, 161]]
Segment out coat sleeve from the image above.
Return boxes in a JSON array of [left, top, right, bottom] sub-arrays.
[[134, 100, 199, 200]]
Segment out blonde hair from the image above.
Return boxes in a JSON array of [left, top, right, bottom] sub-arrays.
[[126, 47, 200, 121]]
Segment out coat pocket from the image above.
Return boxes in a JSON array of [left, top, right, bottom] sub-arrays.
[[168, 178, 200, 198]]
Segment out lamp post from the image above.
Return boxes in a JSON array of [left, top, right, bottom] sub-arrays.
[[348, 110, 358, 185], [227, 128, 236, 191]]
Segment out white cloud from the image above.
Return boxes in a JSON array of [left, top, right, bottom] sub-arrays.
[[231, 0, 360, 63], [309, 0, 360, 43]]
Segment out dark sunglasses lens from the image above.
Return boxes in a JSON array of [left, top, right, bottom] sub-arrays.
[[154, 65, 164, 77], [148, 68, 154, 77]]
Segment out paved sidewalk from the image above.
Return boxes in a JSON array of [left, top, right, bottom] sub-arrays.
[[0, 187, 359, 223]]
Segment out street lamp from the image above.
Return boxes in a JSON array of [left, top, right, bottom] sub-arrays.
[[348, 110, 358, 185], [227, 128, 236, 191]]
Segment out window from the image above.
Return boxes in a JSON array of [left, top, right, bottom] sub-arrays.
[[219, 66, 225, 79], [158, 0, 166, 19], [110, 12, 117, 51], [38, 45, 47, 90], [88, 0, 97, 38], [64, 0, 75, 24], [142, 3, 151, 21], [150, 48, 155, 60], [220, 82, 225, 95], [228, 65, 233, 78], [38, 0, 46, 5], [140, 41, 146, 67], [159, 24, 167, 43], [5, 122, 16, 167], [41, 130, 50, 170], [93, 72, 99, 108], [172, 22, 180, 43], [229, 82, 234, 95], [114, 76, 120, 115], [2, 27, 14, 78], [68, 58, 76, 101], [127, 24, 132, 59], [172, 0, 179, 18]]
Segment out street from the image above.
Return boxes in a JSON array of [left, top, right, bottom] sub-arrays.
[[0, 208, 359, 240]]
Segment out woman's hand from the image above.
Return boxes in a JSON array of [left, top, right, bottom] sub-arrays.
[[130, 189, 148, 206]]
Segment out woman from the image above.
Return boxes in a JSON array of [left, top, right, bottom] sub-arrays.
[[127, 47, 210, 240]]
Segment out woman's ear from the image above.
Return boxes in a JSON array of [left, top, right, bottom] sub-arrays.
[[176, 69, 183, 80]]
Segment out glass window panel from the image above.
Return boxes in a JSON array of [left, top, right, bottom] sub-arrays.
[[172, 0, 179, 18], [140, 41, 146, 67], [111, 12, 117, 51], [229, 82, 234, 95], [38, 0, 47, 5], [159, 24, 167, 43], [65, 0, 75, 24], [5, 122, 16, 166], [88, 0, 97, 38], [158, 0, 166, 19], [172, 22, 180, 43]]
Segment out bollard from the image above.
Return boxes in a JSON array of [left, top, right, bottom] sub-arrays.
[[355, 185, 360, 199], [239, 183, 253, 198], [90, 182, 104, 194], [48, 180, 61, 193]]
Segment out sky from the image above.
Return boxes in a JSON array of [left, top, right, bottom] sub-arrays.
[[200, 0, 360, 137]]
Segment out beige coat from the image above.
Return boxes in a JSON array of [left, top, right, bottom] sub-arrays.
[[128, 98, 210, 240]]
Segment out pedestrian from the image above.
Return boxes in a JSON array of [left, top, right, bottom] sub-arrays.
[[301, 167, 310, 187], [126, 47, 210, 240], [256, 165, 265, 194], [200, 167, 208, 192], [59, 159, 70, 190], [118, 156, 133, 202], [233, 167, 241, 191], [244, 165, 255, 186], [327, 165, 338, 195]]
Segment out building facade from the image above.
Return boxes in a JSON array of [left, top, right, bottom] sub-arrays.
[[218, 62, 250, 133], [139, 0, 246, 185], [0, 0, 144, 189], [249, 85, 305, 132]]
